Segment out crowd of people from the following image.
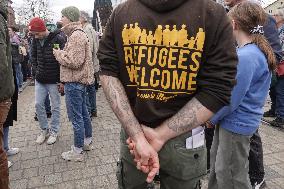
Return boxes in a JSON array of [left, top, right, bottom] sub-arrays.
[[0, 0, 284, 189]]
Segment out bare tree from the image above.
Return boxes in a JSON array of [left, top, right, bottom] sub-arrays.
[[15, 0, 54, 25]]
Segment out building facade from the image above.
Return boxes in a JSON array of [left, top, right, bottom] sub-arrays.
[[265, 0, 284, 15]]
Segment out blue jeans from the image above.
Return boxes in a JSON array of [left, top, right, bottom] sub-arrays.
[[3, 127, 9, 152], [275, 77, 284, 118], [15, 63, 23, 88], [45, 95, 51, 113], [65, 83, 92, 148], [86, 84, 97, 114], [35, 80, 61, 133]]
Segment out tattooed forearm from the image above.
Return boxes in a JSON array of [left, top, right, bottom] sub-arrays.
[[165, 98, 213, 135], [100, 75, 142, 138]]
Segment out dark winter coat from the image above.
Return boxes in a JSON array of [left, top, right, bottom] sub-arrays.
[[31, 30, 66, 84], [263, 15, 283, 62], [0, 0, 14, 102], [4, 63, 18, 127]]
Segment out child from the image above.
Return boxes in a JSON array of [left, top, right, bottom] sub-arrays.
[[208, 2, 276, 189]]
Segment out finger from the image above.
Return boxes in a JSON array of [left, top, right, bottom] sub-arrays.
[[146, 155, 160, 183], [141, 165, 150, 174], [136, 161, 142, 170], [146, 164, 159, 183], [126, 138, 131, 145], [128, 143, 135, 150]]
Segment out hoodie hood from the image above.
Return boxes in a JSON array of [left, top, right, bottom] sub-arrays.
[[0, 0, 8, 20], [138, 0, 188, 12]]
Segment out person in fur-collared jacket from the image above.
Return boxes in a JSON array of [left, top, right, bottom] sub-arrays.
[[53, 6, 94, 162]]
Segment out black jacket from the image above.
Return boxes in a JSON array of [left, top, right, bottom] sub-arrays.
[[31, 30, 66, 84], [11, 42, 23, 64]]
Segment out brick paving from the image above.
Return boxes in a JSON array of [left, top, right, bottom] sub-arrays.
[[7, 86, 284, 189]]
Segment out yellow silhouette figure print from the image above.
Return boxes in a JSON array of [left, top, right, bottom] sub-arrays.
[[170, 25, 178, 46], [129, 24, 136, 44], [154, 25, 163, 45], [196, 28, 205, 51], [178, 24, 189, 47], [147, 31, 154, 45], [121, 23, 205, 51], [188, 37, 196, 49], [140, 29, 147, 44], [133, 23, 142, 44], [122, 24, 130, 45], [163, 25, 171, 47]]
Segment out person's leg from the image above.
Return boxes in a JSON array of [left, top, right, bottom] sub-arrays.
[[0, 100, 11, 189], [68, 83, 85, 149], [273, 77, 284, 127], [18, 63, 23, 88], [14, 63, 20, 88], [45, 95, 51, 115], [82, 87, 93, 146], [209, 126, 251, 189], [86, 85, 92, 115], [208, 126, 220, 189], [45, 84, 61, 145], [270, 86, 276, 114], [62, 83, 85, 161], [35, 81, 49, 144], [21, 62, 27, 82], [205, 127, 215, 170], [3, 127, 9, 152], [88, 84, 97, 115], [47, 84, 61, 134], [3, 126, 19, 156], [249, 130, 265, 186]]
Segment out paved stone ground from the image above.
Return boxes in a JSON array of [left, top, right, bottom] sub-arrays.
[[7, 86, 284, 189]]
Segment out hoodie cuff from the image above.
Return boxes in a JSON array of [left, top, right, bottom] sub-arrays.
[[195, 91, 226, 113]]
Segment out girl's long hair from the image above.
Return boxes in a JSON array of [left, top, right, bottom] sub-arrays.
[[228, 1, 277, 71]]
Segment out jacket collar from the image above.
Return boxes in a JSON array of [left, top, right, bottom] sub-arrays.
[[62, 22, 82, 37]]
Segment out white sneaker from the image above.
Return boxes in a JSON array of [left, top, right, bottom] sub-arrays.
[[6, 148, 20, 156], [36, 130, 49, 144], [253, 179, 266, 189], [8, 161, 13, 168], [83, 144, 94, 151], [47, 132, 57, 145], [61, 146, 84, 162]]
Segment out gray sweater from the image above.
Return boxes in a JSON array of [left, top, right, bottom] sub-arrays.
[[83, 23, 100, 73]]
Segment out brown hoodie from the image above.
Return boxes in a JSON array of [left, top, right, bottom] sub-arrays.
[[98, 0, 238, 128], [54, 22, 94, 85]]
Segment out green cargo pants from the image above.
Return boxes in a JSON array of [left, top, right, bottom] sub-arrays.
[[117, 129, 207, 189], [208, 125, 252, 189]]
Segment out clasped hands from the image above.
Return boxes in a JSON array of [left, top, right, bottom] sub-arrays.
[[126, 125, 166, 183]]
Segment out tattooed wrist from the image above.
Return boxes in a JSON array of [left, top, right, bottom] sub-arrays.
[[165, 98, 212, 135], [100, 75, 143, 138]]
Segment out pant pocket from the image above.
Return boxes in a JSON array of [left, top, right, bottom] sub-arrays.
[[160, 144, 207, 181]]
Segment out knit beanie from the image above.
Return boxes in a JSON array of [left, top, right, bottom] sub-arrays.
[[61, 6, 80, 22], [29, 17, 46, 32]]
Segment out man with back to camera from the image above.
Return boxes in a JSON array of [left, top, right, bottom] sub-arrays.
[[98, 0, 238, 188]]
